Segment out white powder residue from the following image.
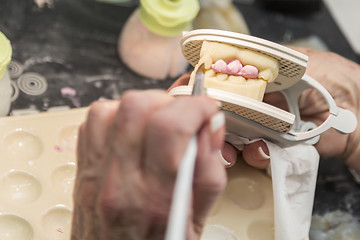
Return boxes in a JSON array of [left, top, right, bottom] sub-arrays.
[[310, 211, 360, 240]]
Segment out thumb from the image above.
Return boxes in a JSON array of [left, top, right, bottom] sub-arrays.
[[242, 140, 270, 169]]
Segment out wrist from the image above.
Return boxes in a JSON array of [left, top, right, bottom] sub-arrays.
[[343, 77, 360, 174], [343, 110, 360, 173]]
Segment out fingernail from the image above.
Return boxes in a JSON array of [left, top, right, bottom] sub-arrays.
[[257, 146, 270, 160], [216, 100, 223, 108], [219, 150, 231, 166], [210, 112, 225, 133]]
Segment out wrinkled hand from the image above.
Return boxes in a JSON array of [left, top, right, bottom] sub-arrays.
[[71, 90, 231, 240], [259, 47, 360, 172]]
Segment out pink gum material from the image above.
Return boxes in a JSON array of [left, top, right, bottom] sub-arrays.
[[211, 59, 259, 79]]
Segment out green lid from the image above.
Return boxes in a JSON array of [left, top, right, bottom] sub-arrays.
[[139, 0, 200, 37], [0, 32, 12, 79]]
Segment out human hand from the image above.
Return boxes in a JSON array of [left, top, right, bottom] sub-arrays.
[[247, 47, 360, 172], [71, 90, 232, 240]]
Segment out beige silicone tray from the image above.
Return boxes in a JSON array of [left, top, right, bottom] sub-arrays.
[[0, 107, 280, 240], [1, 87, 349, 240], [0, 108, 88, 240], [201, 159, 275, 240]]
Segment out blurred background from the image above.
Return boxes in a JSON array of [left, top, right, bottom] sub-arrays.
[[0, 0, 359, 238]]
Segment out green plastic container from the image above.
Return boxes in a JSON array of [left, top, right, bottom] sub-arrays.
[[139, 0, 199, 37], [0, 32, 12, 79], [0, 32, 12, 116]]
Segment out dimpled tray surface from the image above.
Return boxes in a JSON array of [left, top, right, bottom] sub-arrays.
[[0, 108, 88, 240], [201, 159, 275, 240], [0, 107, 288, 240]]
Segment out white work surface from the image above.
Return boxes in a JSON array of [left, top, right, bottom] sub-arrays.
[[324, 0, 360, 55]]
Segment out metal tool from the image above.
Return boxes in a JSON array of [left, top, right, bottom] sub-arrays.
[[169, 29, 357, 147], [165, 64, 205, 240], [191, 63, 205, 96]]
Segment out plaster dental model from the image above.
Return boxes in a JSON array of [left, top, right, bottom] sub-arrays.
[[188, 41, 280, 101]]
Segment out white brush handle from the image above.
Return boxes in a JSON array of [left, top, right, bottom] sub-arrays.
[[165, 136, 197, 240]]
